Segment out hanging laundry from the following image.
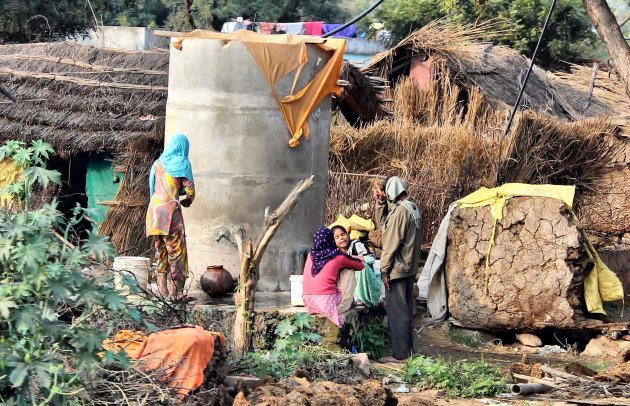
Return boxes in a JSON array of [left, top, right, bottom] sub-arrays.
[[275, 23, 287, 33], [258, 22, 275, 34], [285, 22, 305, 35], [221, 22, 237, 33], [304, 21, 324, 36], [323, 24, 357, 38]]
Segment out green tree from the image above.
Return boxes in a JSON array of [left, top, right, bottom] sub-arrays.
[[376, 0, 601, 68], [165, 0, 349, 32], [0, 141, 144, 404]]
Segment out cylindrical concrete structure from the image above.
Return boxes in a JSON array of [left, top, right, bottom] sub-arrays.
[[165, 37, 331, 293]]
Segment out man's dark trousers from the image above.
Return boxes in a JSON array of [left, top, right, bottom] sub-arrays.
[[385, 275, 414, 360]]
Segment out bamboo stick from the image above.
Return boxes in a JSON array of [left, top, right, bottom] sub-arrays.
[[0, 68, 167, 91], [0, 54, 167, 75]]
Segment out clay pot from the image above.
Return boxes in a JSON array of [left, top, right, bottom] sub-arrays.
[[200, 265, 234, 297]]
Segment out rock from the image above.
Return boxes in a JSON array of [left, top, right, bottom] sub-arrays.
[[515, 333, 543, 347], [232, 391, 250, 406], [583, 335, 630, 358], [393, 385, 410, 393], [351, 353, 371, 376], [511, 343, 538, 354], [382, 374, 404, 385], [537, 345, 566, 355], [224, 375, 262, 392]]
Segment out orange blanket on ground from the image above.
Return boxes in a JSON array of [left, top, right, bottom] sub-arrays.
[[102, 326, 225, 398]]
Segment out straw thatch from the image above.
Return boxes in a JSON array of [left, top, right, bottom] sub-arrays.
[[328, 72, 620, 245], [0, 41, 168, 156], [335, 61, 391, 125], [364, 21, 630, 135], [0, 41, 168, 255]]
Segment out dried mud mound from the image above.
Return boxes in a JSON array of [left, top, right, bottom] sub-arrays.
[[446, 196, 588, 330], [233, 377, 396, 406]]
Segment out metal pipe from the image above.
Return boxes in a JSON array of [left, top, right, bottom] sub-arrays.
[[321, 0, 386, 38], [509, 383, 552, 396], [501, 0, 557, 138]]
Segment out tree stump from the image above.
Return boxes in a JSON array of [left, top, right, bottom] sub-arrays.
[[445, 197, 588, 330]]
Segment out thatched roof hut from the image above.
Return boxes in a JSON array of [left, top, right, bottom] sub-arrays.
[[0, 42, 169, 255], [0, 42, 168, 154], [363, 21, 630, 136]]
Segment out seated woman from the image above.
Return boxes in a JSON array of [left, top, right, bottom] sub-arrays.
[[302, 227, 364, 327], [332, 225, 382, 308]]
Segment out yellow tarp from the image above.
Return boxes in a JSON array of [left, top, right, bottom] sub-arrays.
[[329, 214, 375, 240], [0, 159, 23, 207], [173, 30, 345, 148], [456, 183, 623, 315]]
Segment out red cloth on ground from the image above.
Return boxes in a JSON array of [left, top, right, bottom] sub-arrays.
[[103, 326, 225, 399], [304, 21, 324, 36], [302, 253, 363, 295]]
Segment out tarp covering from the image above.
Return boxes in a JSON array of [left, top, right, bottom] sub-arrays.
[[102, 326, 225, 399], [85, 159, 122, 229], [420, 183, 623, 319], [457, 183, 622, 315], [173, 29, 345, 148]]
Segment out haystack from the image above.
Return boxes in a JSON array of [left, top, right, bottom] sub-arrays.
[[446, 197, 587, 330], [0, 41, 168, 255], [328, 21, 628, 248]]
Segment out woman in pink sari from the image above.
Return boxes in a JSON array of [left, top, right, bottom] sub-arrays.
[[302, 227, 364, 326]]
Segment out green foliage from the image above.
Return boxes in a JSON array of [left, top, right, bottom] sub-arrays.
[[0, 140, 61, 210], [165, 0, 349, 32], [376, 0, 602, 68], [239, 313, 323, 379], [403, 355, 506, 398], [0, 140, 139, 404], [352, 318, 390, 359]]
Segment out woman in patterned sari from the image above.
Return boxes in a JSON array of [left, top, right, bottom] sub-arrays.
[[331, 225, 381, 308], [146, 133, 195, 303]]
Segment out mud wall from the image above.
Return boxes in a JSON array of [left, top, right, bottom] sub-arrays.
[[445, 197, 588, 330]]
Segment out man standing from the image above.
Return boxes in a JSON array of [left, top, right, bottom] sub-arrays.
[[373, 176, 422, 362]]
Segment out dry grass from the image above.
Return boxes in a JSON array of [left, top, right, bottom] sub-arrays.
[[99, 144, 157, 257], [328, 72, 620, 243], [328, 76, 505, 243], [498, 112, 619, 191]]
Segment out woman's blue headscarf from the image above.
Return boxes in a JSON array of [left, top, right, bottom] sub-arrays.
[[149, 133, 194, 196]]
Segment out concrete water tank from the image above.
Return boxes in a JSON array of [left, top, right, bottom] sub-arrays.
[[165, 35, 332, 293]]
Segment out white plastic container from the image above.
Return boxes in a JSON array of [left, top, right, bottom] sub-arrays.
[[113, 256, 151, 294], [289, 274, 304, 306]]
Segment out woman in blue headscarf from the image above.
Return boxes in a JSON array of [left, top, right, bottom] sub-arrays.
[[146, 133, 195, 303]]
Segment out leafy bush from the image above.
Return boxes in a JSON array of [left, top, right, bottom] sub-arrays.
[[0, 141, 141, 404], [239, 313, 324, 379], [404, 355, 506, 398], [352, 318, 390, 360]]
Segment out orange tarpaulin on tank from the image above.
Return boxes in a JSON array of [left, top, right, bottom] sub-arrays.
[[102, 326, 225, 399], [173, 29, 345, 147]]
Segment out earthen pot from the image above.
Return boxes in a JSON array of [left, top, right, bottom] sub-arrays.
[[200, 265, 234, 297]]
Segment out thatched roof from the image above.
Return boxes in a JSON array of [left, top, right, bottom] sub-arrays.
[[0, 42, 168, 155], [364, 21, 630, 137]]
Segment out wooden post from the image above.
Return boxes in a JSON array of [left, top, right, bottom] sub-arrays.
[[233, 176, 315, 354], [582, 0, 630, 99]]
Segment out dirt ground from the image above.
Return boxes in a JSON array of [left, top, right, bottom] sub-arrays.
[[378, 312, 627, 405]]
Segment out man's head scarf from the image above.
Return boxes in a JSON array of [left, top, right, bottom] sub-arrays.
[[149, 133, 194, 196]]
